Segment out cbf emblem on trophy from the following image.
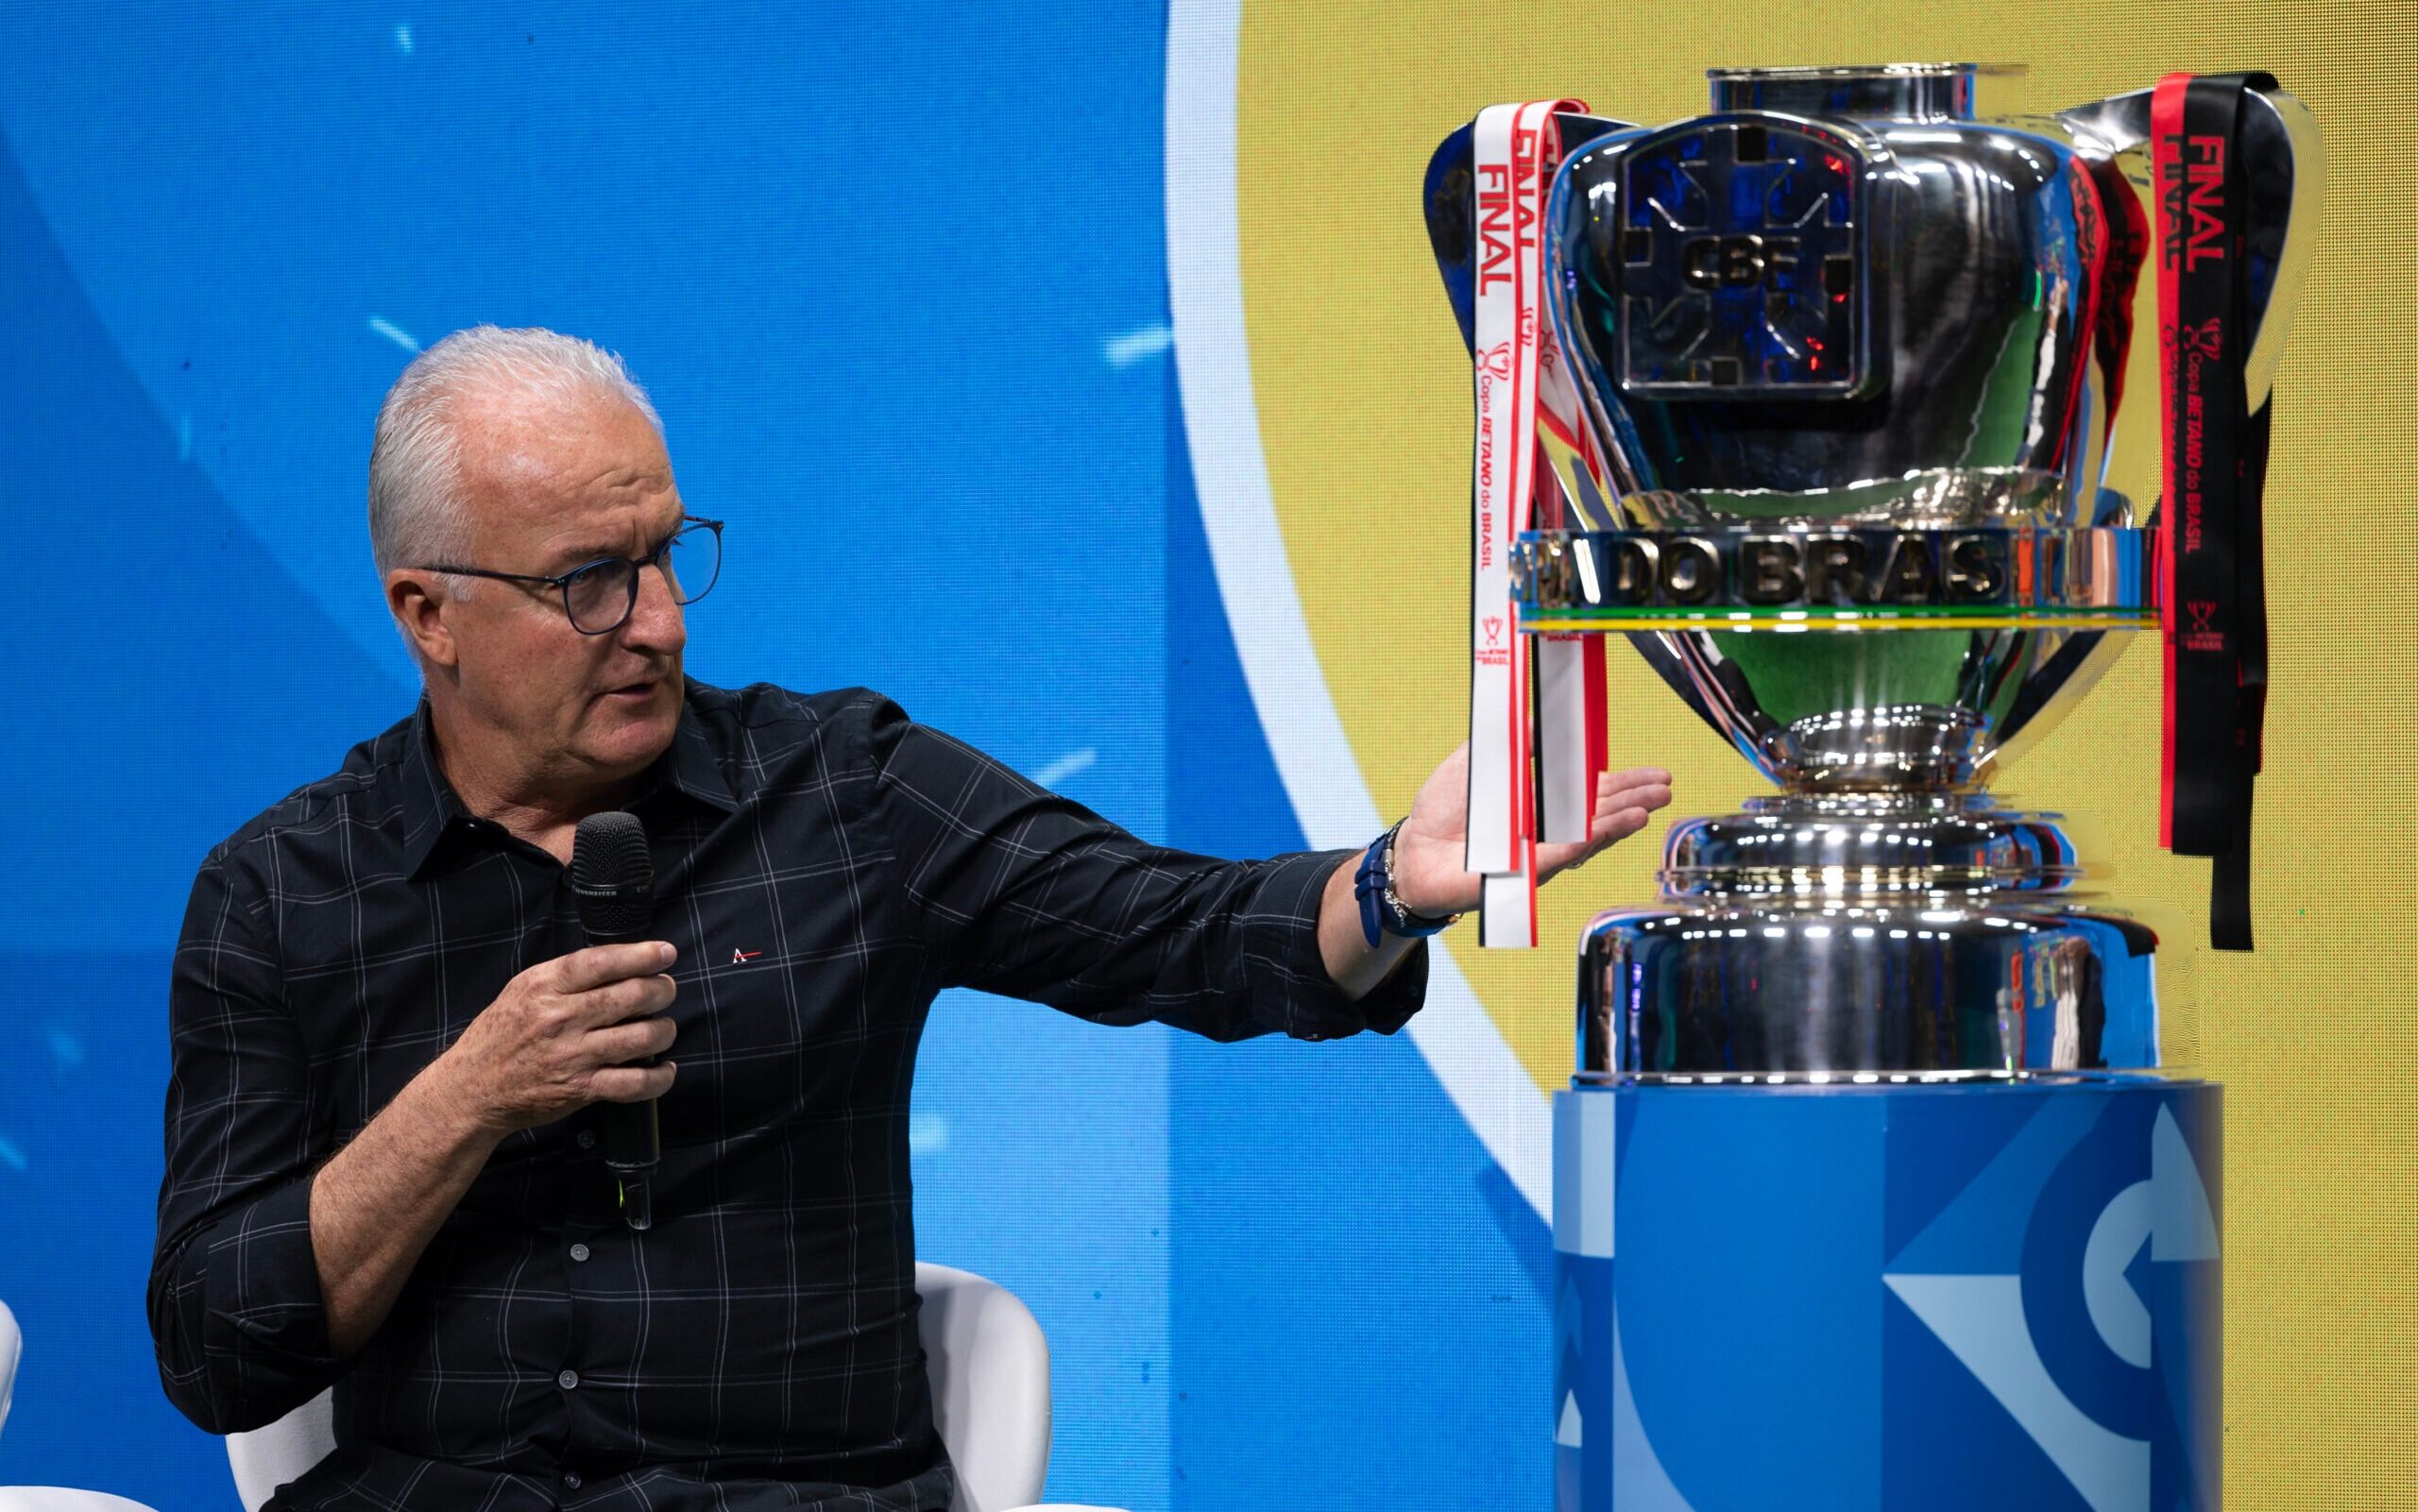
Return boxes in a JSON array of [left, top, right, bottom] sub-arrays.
[[1615, 117, 1865, 395], [1425, 65, 2319, 1511]]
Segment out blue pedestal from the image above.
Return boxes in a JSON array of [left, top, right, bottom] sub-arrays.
[[1552, 1079, 2221, 1512]]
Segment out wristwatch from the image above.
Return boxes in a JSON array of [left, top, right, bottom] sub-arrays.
[[1354, 822, 1463, 947]]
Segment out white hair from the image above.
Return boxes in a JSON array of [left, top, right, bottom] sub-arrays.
[[366, 325, 663, 582]]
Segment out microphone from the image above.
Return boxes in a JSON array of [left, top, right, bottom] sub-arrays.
[[571, 811, 660, 1232]]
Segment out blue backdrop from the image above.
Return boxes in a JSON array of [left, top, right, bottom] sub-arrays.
[[0, 7, 1546, 1507]]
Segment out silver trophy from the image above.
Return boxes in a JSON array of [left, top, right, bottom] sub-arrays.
[[1427, 64, 2320, 1080]]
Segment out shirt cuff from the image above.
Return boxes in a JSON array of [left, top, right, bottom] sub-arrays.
[[1248, 848, 1432, 1040], [199, 1173, 338, 1410]]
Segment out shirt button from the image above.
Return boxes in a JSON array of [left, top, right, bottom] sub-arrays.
[[570, 1243, 591, 1263], [564, 1472, 584, 1491], [557, 1368, 580, 1390], [576, 1130, 596, 1150]]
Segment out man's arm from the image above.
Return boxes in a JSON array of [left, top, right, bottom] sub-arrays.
[[150, 848, 680, 1430], [306, 941, 677, 1355], [858, 694, 1670, 1033], [863, 695, 1411, 1041], [1314, 743, 1675, 998], [304, 1065, 501, 1358], [151, 853, 337, 1434]]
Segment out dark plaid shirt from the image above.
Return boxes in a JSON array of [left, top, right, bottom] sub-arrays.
[[150, 681, 1425, 1511]]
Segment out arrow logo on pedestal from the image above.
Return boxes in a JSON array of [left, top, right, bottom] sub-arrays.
[[1884, 1106, 2218, 1512]]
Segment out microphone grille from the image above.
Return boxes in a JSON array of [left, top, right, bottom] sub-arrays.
[[571, 811, 654, 939]]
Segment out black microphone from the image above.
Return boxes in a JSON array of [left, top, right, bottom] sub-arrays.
[[571, 810, 660, 1232]]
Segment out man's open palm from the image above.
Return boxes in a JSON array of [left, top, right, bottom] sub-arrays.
[[1388, 743, 1673, 919]]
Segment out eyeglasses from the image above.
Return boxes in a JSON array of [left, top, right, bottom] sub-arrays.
[[418, 517, 724, 636]]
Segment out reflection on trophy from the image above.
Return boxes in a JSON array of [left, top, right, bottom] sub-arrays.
[[1428, 65, 2318, 1511]]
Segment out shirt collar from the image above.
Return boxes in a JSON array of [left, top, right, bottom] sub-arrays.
[[633, 689, 741, 817], [400, 686, 737, 881], [398, 702, 467, 879]]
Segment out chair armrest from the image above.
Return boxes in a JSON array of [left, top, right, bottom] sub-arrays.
[[913, 1263, 1050, 1512], [0, 1300, 22, 1436], [225, 1389, 336, 1512], [0, 1491, 166, 1512]]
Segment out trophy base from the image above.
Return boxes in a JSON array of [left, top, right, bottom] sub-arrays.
[[1552, 1077, 2221, 1512], [1578, 793, 2170, 1079], [1577, 894, 2163, 1078]]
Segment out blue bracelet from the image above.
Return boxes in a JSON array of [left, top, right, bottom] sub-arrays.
[[1354, 823, 1460, 947], [1354, 831, 1391, 947]]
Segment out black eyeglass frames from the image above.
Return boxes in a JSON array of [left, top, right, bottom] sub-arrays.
[[417, 517, 724, 636]]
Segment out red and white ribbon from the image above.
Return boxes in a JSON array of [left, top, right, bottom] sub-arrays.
[[1465, 98, 1604, 948]]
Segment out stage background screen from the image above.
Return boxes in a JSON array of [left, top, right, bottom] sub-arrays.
[[0, 4, 2407, 1508]]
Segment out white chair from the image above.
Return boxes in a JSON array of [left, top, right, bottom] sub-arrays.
[[229, 1264, 1118, 1512], [0, 1300, 165, 1512], [913, 1263, 1050, 1512], [0, 1299, 16, 1438]]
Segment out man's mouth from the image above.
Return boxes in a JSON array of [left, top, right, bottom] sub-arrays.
[[603, 677, 660, 702]]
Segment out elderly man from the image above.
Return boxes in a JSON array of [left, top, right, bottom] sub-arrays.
[[148, 327, 1671, 1511]]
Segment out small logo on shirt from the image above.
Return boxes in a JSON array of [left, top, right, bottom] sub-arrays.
[[731, 949, 763, 964]]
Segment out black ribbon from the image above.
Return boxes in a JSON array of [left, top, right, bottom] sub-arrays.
[[2158, 72, 2276, 950]]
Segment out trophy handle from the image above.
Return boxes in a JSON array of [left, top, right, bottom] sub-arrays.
[[2058, 85, 2324, 411], [1421, 123, 1483, 353], [1422, 112, 1640, 356]]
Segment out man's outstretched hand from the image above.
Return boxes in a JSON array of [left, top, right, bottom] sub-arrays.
[[1314, 743, 1673, 1000], [1389, 743, 1673, 919]]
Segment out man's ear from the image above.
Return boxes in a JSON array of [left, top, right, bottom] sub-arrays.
[[387, 569, 461, 670]]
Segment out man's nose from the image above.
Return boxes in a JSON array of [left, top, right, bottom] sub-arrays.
[[620, 558, 688, 654]]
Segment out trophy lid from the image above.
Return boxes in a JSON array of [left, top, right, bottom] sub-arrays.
[[1707, 63, 2024, 122]]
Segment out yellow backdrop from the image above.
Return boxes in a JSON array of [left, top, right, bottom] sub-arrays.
[[1233, 5, 2414, 1504]]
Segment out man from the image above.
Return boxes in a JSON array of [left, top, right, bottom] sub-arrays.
[[149, 327, 1672, 1510]]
